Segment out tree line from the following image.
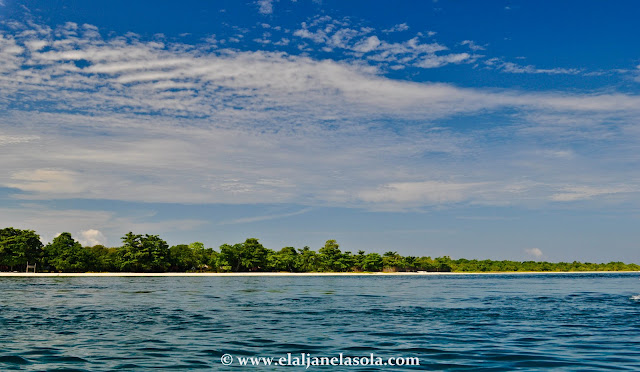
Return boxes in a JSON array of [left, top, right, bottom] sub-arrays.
[[1, 227, 639, 273]]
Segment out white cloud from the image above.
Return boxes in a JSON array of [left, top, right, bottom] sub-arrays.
[[0, 133, 40, 146], [550, 186, 633, 202], [487, 58, 582, 75], [219, 208, 312, 225], [0, 20, 639, 212], [382, 23, 409, 33], [0, 206, 115, 244], [257, 0, 274, 14], [357, 181, 482, 205], [352, 35, 380, 53], [78, 229, 107, 246], [7, 169, 86, 194], [0, 205, 207, 246], [460, 40, 485, 51], [414, 52, 472, 68], [525, 248, 543, 259], [292, 16, 473, 70]]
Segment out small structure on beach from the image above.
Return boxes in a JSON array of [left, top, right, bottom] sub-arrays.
[[25, 262, 36, 273]]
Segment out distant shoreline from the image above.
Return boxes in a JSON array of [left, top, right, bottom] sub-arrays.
[[1, 271, 639, 277]]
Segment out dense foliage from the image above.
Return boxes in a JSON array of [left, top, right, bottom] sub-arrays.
[[0, 227, 43, 270], [1, 227, 638, 273]]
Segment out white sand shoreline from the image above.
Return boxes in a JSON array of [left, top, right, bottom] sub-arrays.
[[0, 271, 638, 277]]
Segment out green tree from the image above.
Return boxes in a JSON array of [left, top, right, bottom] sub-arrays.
[[296, 246, 319, 272], [217, 243, 239, 272], [338, 251, 355, 272], [117, 232, 170, 272], [383, 251, 403, 272], [318, 239, 342, 271], [44, 232, 91, 272], [434, 256, 452, 272], [269, 246, 299, 272], [0, 227, 44, 271], [403, 256, 417, 271], [168, 244, 198, 272], [241, 238, 270, 271], [86, 245, 118, 272], [414, 256, 437, 271], [361, 253, 383, 272], [217, 238, 270, 272], [353, 250, 367, 271], [205, 248, 219, 271], [188, 241, 209, 270]]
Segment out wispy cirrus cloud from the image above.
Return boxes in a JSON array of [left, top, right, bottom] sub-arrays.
[[356, 181, 484, 211], [633, 64, 640, 83], [0, 19, 639, 214], [219, 208, 312, 225], [550, 186, 634, 202], [5, 20, 635, 123], [485, 58, 582, 75], [7, 169, 87, 194]]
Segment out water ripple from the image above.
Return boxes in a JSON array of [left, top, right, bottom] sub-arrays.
[[1, 273, 640, 371]]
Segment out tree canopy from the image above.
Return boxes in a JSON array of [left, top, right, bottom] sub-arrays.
[[117, 232, 170, 272], [1, 227, 639, 273], [44, 232, 92, 272], [0, 227, 44, 270]]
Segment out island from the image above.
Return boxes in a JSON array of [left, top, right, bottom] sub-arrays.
[[1, 227, 638, 274]]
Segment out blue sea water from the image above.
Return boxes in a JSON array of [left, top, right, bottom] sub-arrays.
[[1, 273, 640, 371]]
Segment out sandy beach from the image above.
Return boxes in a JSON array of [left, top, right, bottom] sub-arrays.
[[1, 271, 638, 277]]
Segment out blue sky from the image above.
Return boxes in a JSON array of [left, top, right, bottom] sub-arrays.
[[1, 0, 639, 262]]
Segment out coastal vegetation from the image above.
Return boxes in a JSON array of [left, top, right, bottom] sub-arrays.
[[1, 227, 638, 273]]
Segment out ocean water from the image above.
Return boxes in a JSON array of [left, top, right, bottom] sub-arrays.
[[2, 273, 640, 371]]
